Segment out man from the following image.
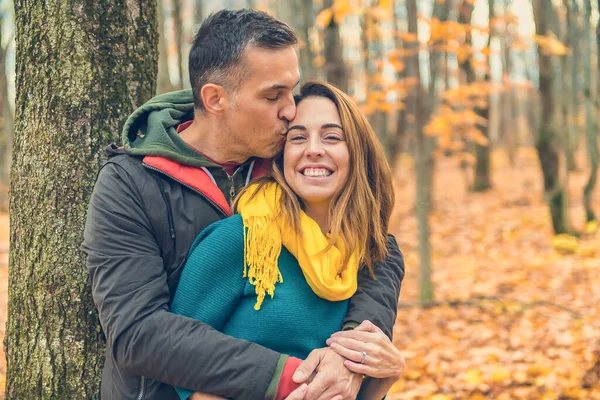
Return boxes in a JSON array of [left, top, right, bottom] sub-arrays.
[[82, 9, 404, 400]]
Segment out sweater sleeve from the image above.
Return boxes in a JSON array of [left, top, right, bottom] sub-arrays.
[[171, 215, 248, 400]]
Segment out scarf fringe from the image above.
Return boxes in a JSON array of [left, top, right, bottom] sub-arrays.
[[243, 215, 283, 310]]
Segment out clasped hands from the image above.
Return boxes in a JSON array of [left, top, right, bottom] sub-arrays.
[[285, 320, 405, 400], [190, 320, 404, 400]]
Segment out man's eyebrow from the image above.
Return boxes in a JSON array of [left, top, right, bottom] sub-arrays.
[[267, 79, 300, 91]]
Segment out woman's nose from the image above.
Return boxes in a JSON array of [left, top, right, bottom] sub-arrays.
[[305, 136, 323, 158]]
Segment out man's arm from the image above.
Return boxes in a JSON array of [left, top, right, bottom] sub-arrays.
[[82, 162, 281, 400], [343, 235, 405, 339]]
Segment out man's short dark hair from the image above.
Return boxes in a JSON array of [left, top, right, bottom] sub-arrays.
[[189, 9, 298, 110]]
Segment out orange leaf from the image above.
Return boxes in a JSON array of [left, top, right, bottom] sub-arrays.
[[315, 8, 333, 28]]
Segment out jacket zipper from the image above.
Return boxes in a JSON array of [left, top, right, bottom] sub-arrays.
[[143, 164, 230, 217], [137, 376, 146, 400], [227, 173, 236, 205]]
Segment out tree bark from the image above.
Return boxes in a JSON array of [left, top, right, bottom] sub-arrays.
[[6, 1, 157, 398], [322, 0, 348, 91], [532, 0, 572, 234], [298, 0, 319, 82], [195, 0, 203, 27], [0, 12, 13, 211], [407, 0, 433, 304], [583, 0, 598, 223], [472, 0, 493, 192]]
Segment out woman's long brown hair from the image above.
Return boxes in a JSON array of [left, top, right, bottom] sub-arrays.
[[236, 81, 395, 277]]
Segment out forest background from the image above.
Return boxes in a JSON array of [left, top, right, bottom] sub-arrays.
[[0, 0, 599, 399]]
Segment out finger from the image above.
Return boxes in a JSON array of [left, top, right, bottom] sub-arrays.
[[285, 384, 308, 400], [293, 351, 322, 383], [354, 320, 380, 333], [327, 337, 374, 354], [330, 396, 343, 400], [303, 377, 329, 400], [328, 342, 364, 364], [343, 359, 373, 376], [329, 329, 378, 343]]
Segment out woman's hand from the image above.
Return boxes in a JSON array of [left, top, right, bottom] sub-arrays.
[[325, 320, 405, 379], [189, 392, 225, 400]]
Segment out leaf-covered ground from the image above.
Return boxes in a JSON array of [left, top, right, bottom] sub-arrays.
[[0, 147, 598, 399], [387, 148, 600, 399]]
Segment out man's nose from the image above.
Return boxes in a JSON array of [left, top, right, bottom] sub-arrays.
[[279, 102, 296, 122]]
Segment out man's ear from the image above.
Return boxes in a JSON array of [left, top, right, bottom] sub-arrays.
[[200, 84, 226, 114]]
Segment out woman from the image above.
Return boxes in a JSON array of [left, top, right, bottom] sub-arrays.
[[171, 81, 404, 400]]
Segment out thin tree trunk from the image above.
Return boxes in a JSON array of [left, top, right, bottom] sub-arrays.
[[473, 0, 494, 191], [583, 0, 598, 223], [0, 14, 12, 211], [322, 0, 348, 91], [6, 1, 157, 398], [158, 0, 173, 95], [298, 0, 318, 81], [407, 0, 433, 304], [532, 0, 572, 234], [172, 0, 184, 90], [195, 0, 203, 27]]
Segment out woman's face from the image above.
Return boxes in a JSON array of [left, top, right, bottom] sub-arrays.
[[284, 96, 350, 211]]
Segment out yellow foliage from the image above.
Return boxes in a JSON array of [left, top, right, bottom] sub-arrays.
[[368, 6, 393, 22], [394, 32, 419, 43], [315, 8, 333, 28], [533, 34, 569, 56], [491, 366, 511, 382], [585, 220, 597, 234], [552, 234, 579, 254], [312, 55, 326, 68], [465, 368, 483, 385]]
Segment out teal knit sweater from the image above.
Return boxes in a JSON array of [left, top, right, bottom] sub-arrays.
[[171, 214, 350, 400]]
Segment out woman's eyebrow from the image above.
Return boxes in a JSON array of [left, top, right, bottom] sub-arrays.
[[288, 125, 306, 131], [321, 123, 343, 130]]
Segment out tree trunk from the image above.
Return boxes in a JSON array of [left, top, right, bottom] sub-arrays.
[[532, 0, 572, 234], [473, 0, 493, 191], [158, 0, 173, 95], [6, 2, 157, 398], [298, 0, 319, 82], [195, 0, 203, 27], [322, 0, 348, 91], [407, 0, 433, 304], [172, 0, 184, 90], [0, 13, 13, 211], [583, 0, 598, 223]]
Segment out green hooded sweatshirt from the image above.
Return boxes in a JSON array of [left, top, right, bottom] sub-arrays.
[[121, 89, 258, 205]]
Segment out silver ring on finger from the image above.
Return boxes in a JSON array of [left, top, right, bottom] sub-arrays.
[[360, 351, 367, 364]]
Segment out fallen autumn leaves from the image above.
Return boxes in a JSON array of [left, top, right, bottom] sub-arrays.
[[388, 148, 600, 399]]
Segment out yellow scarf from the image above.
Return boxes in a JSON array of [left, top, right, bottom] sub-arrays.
[[237, 182, 360, 310]]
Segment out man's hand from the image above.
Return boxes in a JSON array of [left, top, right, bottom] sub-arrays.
[[290, 347, 362, 400]]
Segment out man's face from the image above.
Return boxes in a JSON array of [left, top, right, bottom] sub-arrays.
[[222, 46, 300, 162]]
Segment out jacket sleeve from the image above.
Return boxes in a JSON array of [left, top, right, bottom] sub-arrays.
[[82, 162, 281, 400], [342, 234, 405, 339], [170, 218, 248, 400]]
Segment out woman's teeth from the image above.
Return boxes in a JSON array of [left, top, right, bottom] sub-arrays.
[[303, 168, 332, 177]]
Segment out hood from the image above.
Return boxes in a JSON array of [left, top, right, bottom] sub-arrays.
[[121, 89, 217, 168]]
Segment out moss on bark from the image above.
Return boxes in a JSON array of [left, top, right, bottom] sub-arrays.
[[6, 1, 157, 398]]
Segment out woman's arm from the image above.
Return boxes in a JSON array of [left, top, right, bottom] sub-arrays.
[[325, 320, 405, 400]]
